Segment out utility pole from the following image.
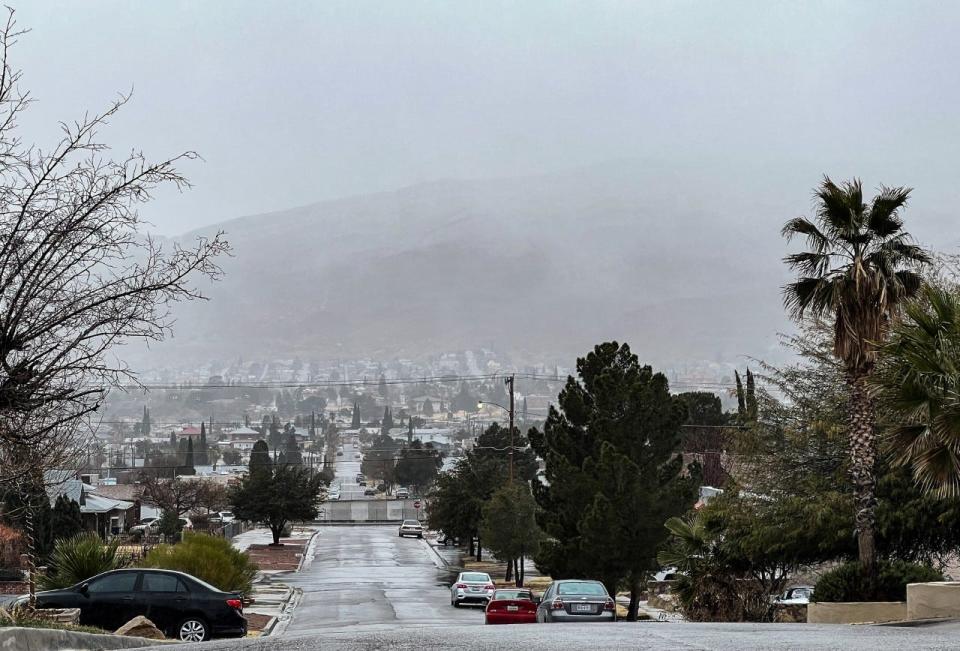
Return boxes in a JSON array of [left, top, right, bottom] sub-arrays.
[[507, 374, 515, 484]]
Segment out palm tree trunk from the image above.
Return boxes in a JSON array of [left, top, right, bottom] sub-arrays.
[[848, 369, 878, 574]]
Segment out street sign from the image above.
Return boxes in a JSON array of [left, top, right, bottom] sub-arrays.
[[413, 500, 421, 509]]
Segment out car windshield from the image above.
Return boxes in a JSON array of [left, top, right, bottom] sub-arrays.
[[220, 512, 233, 517], [494, 590, 531, 600], [461, 573, 490, 583], [558, 582, 607, 596]]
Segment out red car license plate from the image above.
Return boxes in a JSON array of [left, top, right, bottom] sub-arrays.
[[507, 605, 519, 612]]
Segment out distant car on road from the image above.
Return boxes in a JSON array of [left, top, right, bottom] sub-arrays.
[[363, 488, 377, 496], [358, 479, 367, 487], [19, 568, 246, 642], [485, 589, 538, 625], [395, 487, 409, 499], [450, 571, 495, 607], [336, 451, 343, 456], [208, 511, 235, 524], [354, 453, 361, 459], [398, 520, 423, 538], [535, 580, 616, 623], [775, 585, 814, 605], [328, 492, 340, 501]]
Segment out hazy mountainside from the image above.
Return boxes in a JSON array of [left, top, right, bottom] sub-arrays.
[[139, 162, 795, 368]]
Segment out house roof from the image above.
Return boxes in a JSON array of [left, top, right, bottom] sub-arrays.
[[81, 494, 134, 515]]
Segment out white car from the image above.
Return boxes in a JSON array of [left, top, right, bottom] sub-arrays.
[[395, 487, 410, 499], [129, 517, 159, 534], [328, 492, 340, 501], [398, 519, 423, 538], [450, 571, 495, 607], [775, 586, 814, 605]]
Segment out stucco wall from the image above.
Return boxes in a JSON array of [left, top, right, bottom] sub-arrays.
[[807, 601, 906, 624], [907, 581, 960, 620]]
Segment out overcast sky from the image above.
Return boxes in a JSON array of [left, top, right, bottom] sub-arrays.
[[13, 1, 960, 238]]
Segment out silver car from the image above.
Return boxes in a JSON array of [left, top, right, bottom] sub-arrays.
[[450, 571, 495, 607], [535, 579, 616, 623]]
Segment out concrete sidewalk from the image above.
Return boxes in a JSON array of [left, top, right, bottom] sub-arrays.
[[232, 525, 320, 636]]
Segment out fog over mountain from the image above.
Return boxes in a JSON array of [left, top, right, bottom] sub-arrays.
[[130, 160, 800, 370]]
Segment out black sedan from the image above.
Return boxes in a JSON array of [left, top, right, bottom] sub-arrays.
[[25, 568, 246, 642]]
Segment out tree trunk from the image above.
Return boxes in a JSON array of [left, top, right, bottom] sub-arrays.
[[468, 536, 475, 557], [627, 574, 642, 622], [475, 535, 482, 562], [505, 556, 513, 583], [519, 555, 525, 587], [848, 370, 878, 575], [270, 523, 283, 546]]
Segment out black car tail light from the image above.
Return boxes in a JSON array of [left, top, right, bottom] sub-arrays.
[[226, 598, 242, 611]]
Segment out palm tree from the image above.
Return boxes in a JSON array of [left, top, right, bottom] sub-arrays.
[[781, 177, 930, 573], [877, 283, 960, 497]]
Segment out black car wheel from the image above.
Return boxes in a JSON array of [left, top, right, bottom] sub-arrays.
[[177, 616, 209, 642]]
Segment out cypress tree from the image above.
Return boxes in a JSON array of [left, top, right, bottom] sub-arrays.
[[198, 422, 209, 465], [185, 437, 195, 470], [735, 370, 746, 422], [746, 368, 758, 422], [351, 402, 361, 428], [142, 405, 151, 436], [249, 440, 273, 480]]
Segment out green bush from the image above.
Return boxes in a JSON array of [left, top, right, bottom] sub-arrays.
[[141, 532, 256, 595], [39, 534, 129, 590], [814, 560, 943, 602]]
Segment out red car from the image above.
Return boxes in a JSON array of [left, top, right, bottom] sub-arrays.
[[484, 589, 538, 625]]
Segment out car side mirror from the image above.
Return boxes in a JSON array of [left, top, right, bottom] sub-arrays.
[[79, 583, 89, 595]]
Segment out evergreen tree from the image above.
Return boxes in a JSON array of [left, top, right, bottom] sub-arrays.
[[735, 370, 746, 422], [142, 405, 151, 437], [169, 432, 177, 449], [407, 418, 414, 444], [381, 407, 394, 435], [50, 495, 83, 541], [746, 368, 758, 422], [481, 483, 542, 586], [184, 438, 196, 474], [422, 398, 434, 417], [351, 402, 361, 428], [378, 374, 389, 399], [177, 437, 188, 463], [279, 434, 302, 466], [197, 422, 210, 465], [249, 440, 273, 480], [529, 341, 700, 620]]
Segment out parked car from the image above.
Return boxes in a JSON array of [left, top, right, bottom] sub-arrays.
[[775, 585, 814, 605], [355, 474, 365, 483], [450, 571, 495, 607], [129, 517, 159, 534], [535, 580, 616, 623], [336, 451, 343, 456], [21, 568, 246, 641], [398, 520, 423, 538], [363, 488, 377, 496], [179, 517, 193, 531], [358, 479, 367, 487], [208, 511, 235, 524], [485, 589, 538, 624], [438, 531, 459, 546], [328, 492, 340, 501], [395, 487, 410, 499]]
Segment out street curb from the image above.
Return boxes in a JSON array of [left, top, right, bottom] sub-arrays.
[[421, 537, 452, 568], [296, 528, 321, 572], [266, 587, 303, 638]]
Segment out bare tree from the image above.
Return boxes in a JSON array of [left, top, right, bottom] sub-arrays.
[[0, 9, 228, 487], [138, 477, 211, 517]]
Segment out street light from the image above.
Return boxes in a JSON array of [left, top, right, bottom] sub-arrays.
[[477, 375, 515, 483]]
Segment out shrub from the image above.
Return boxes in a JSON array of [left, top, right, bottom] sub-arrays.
[[814, 560, 943, 602], [157, 509, 181, 537], [39, 534, 129, 590], [142, 532, 256, 595]]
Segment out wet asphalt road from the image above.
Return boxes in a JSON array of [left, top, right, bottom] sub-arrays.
[[280, 524, 479, 636]]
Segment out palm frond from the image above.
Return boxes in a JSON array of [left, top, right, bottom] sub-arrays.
[[867, 185, 910, 237]]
